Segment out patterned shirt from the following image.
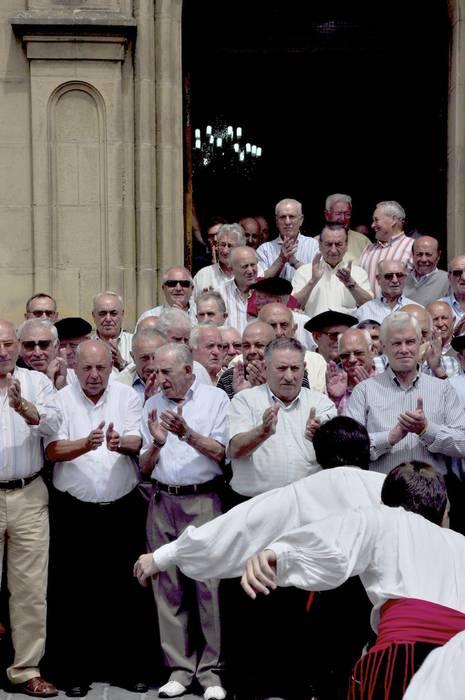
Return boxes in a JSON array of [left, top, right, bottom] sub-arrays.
[[256, 234, 319, 282], [358, 233, 414, 296]]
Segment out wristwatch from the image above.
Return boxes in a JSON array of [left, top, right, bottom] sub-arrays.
[[17, 400, 28, 414], [179, 428, 191, 442]]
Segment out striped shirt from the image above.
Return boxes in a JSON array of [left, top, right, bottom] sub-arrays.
[[0, 367, 61, 480], [358, 233, 414, 296], [438, 294, 465, 326], [222, 279, 251, 334], [345, 366, 465, 474], [256, 234, 319, 282]]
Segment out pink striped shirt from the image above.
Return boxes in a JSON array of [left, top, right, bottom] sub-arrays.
[[358, 232, 414, 296]]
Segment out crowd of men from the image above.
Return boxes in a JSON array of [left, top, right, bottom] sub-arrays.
[[2, 193, 465, 700]]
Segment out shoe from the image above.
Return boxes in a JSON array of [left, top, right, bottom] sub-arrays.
[[15, 677, 58, 698], [115, 680, 149, 693], [65, 686, 89, 698], [204, 686, 227, 700], [158, 680, 187, 698]]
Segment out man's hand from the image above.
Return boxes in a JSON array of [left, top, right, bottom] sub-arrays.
[[147, 409, 168, 445], [246, 359, 267, 387], [241, 550, 278, 599], [335, 260, 353, 287], [353, 365, 371, 384], [86, 420, 105, 451], [261, 405, 280, 437], [133, 553, 160, 587], [144, 372, 159, 402], [108, 338, 126, 371], [325, 361, 348, 400], [7, 373, 22, 412], [46, 351, 68, 390], [232, 362, 252, 394], [424, 330, 446, 378], [160, 405, 190, 439], [105, 422, 121, 452], [304, 407, 320, 441], [279, 236, 298, 264], [311, 252, 324, 284], [398, 397, 428, 435]]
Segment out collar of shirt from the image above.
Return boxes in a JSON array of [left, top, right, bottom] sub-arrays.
[[266, 383, 302, 410], [161, 376, 198, 408], [380, 294, 405, 307], [387, 364, 422, 390], [413, 268, 437, 283], [375, 231, 406, 249], [133, 373, 145, 389], [76, 382, 110, 408]]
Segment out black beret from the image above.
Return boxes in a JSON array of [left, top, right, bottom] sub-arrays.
[[55, 317, 92, 340], [249, 277, 293, 296], [304, 310, 359, 332]]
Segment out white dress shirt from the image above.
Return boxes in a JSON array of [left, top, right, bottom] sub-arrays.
[[91, 330, 134, 365], [46, 381, 141, 502], [193, 262, 264, 296], [292, 259, 373, 317], [256, 234, 319, 282], [228, 384, 337, 496], [137, 302, 197, 327], [356, 294, 421, 323], [152, 467, 384, 578], [346, 367, 465, 474], [270, 505, 465, 633], [0, 367, 61, 480], [141, 378, 229, 485]]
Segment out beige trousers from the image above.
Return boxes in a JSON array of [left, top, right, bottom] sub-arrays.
[[0, 476, 49, 684]]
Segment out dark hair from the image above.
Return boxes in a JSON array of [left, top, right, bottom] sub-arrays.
[[357, 319, 380, 330], [321, 221, 348, 240], [312, 416, 370, 470], [264, 336, 304, 363], [381, 461, 447, 525]]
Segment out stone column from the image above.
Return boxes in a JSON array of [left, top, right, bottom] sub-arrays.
[[448, 0, 465, 257]]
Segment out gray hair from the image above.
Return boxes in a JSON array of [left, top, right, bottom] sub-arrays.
[[376, 200, 406, 224], [17, 318, 58, 342], [155, 342, 192, 368], [264, 336, 305, 363], [377, 259, 407, 275], [195, 290, 227, 314], [25, 293, 57, 312], [132, 328, 167, 346], [156, 308, 192, 335], [162, 266, 193, 284], [337, 328, 372, 354], [325, 193, 352, 210], [379, 312, 421, 345], [275, 198, 302, 216], [189, 324, 222, 350], [217, 223, 246, 246], [92, 291, 124, 309]]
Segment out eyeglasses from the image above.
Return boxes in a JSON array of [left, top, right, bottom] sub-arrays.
[[339, 350, 367, 361], [320, 331, 341, 341], [451, 269, 465, 278], [164, 280, 192, 288], [21, 340, 52, 351], [382, 272, 406, 281]]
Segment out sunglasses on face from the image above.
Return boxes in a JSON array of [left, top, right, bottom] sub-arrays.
[[382, 272, 406, 281], [21, 340, 52, 351], [451, 269, 465, 278], [164, 280, 192, 288]]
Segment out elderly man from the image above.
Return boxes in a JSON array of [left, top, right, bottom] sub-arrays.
[[117, 327, 168, 403], [427, 300, 456, 358], [140, 343, 229, 700], [54, 317, 92, 371], [346, 311, 465, 474], [356, 259, 420, 323], [404, 236, 449, 305], [292, 222, 373, 317], [219, 327, 241, 367], [222, 245, 259, 333], [45, 340, 150, 696], [196, 291, 228, 326], [24, 293, 59, 322], [216, 320, 276, 399], [304, 310, 358, 363], [189, 325, 224, 384], [257, 198, 319, 281], [401, 303, 460, 379], [193, 223, 247, 295], [359, 200, 414, 295], [321, 193, 370, 262], [326, 328, 377, 414], [18, 319, 68, 390], [439, 255, 465, 325], [239, 216, 262, 250], [92, 291, 133, 370], [258, 302, 327, 392], [0, 320, 60, 697], [138, 267, 196, 325]]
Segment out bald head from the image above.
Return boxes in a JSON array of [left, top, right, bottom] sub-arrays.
[[230, 246, 258, 291], [412, 236, 440, 277], [75, 340, 112, 401], [242, 321, 275, 366], [426, 301, 455, 346], [258, 303, 296, 339], [400, 304, 432, 342], [0, 320, 19, 378]]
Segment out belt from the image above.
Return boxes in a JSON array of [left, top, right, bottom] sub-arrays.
[[0, 471, 42, 490], [152, 476, 223, 496]]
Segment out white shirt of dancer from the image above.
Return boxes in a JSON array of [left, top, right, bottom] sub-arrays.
[[404, 628, 465, 700], [151, 467, 385, 578], [269, 504, 465, 633]]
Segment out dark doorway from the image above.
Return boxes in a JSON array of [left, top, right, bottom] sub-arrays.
[[183, 0, 450, 244]]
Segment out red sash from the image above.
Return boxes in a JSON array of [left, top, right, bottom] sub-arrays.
[[349, 597, 465, 700]]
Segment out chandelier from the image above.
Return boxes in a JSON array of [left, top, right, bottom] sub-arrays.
[[193, 121, 263, 178]]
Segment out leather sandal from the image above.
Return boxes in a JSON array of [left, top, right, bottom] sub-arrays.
[[17, 677, 58, 698]]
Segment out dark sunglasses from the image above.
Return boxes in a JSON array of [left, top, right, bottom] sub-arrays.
[[451, 269, 465, 278], [164, 280, 192, 288], [382, 272, 405, 281], [21, 340, 52, 351]]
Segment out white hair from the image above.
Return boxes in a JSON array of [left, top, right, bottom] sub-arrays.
[[92, 291, 124, 309], [162, 266, 193, 284], [156, 308, 192, 334], [379, 312, 421, 345], [189, 324, 222, 350], [275, 198, 302, 216], [376, 200, 406, 223], [17, 318, 58, 341], [217, 223, 246, 246], [155, 342, 192, 367], [325, 193, 352, 210]]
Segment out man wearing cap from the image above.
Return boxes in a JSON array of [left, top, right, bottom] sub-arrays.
[[304, 310, 359, 364], [292, 222, 373, 317], [356, 259, 420, 323]]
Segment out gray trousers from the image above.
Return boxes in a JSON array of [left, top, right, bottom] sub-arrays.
[[147, 487, 224, 689]]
